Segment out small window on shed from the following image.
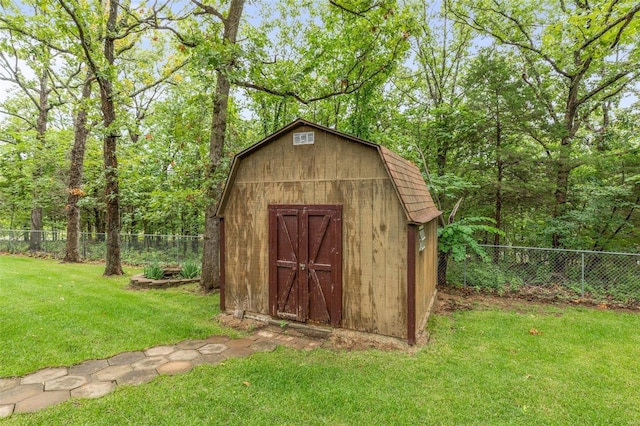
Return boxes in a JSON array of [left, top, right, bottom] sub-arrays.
[[418, 225, 426, 252], [293, 131, 315, 145]]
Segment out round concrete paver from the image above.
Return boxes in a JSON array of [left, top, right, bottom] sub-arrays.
[[144, 346, 175, 357], [198, 343, 228, 355]]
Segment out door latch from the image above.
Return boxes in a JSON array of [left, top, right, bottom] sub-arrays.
[[299, 263, 306, 270]]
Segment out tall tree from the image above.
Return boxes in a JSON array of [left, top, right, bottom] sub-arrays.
[[190, 0, 245, 292], [451, 0, 640, 248]]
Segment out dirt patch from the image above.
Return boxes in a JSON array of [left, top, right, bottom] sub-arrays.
[[436, 285, 640, 314]]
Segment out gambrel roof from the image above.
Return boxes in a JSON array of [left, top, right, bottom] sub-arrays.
[[217, 118, 442, 224]]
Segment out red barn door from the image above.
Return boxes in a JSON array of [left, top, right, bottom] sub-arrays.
[[269, 205, 342, 327]]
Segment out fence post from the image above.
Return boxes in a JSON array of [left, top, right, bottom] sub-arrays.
[[463, 254, 468, 287], [581, 252, 585, 297]]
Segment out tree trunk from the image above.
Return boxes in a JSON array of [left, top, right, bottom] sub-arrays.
[[101, 0, 123, 275], [201, 0, 245, 292], [493, 105, 503, 262], [29, 65, 50, 252], [64, 75, 92, 262]]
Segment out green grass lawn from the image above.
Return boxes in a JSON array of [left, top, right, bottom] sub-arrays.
[[2, 256, 640, 424], [0, 256, 234, 377]]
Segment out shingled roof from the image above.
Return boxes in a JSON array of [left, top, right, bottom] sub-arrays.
[[218, 119, 441, 224], [378, 146, 441, 224]]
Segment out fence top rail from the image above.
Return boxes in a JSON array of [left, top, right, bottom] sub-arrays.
[[1, 230, 203, 239], [479, 244, 640, 257]]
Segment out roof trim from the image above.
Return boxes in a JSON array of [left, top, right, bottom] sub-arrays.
[[216, 118, 442, 224]]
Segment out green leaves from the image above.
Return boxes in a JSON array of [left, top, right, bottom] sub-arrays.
[[438, 217, 504, 262]]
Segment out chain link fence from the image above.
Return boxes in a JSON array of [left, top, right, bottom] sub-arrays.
[[0, 229, 202, 265], [448, 244, 640, 304]]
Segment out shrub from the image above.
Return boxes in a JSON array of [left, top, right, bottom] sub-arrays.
[[143, 262, 165, 280], [180, 260, 201, 279]]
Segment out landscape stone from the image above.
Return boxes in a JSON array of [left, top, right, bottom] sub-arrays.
[[71, 381, 115, 399], [222, 347, 254, 359], [131, 356, 168, 370], [176, 340, 207, 350], [168, 350, 200, 361], [14, 390, 69, 414], [225, 338, 254, 348], [250, 340, 278, 352], [93, 365, 132, 382], [0, 384, 43, 404], [144, 346, 176, 356], [204, 335, 230, 344], [198, 343, 228, 355], [68, 359, 110, 376], [156, 361, 193, 375], [191, 354, 225, 366], [21, 368, 68, 385], [0, 378, 19, 392], [45, 375, 89, 391], [107, 351, 145, 366], [0, 405, 14, 418], [117, 369, 158, 386]]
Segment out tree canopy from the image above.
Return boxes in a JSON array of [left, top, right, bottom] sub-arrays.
[[1, 0, 638, 278]]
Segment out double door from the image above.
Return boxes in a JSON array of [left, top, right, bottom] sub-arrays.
[[268, 205, 342, 327]]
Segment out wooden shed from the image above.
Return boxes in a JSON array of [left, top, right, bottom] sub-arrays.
[[216, 119, 441, 344]]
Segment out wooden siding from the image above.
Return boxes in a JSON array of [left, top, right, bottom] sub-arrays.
[[222, 126, 409, 338], [415, 219, 438, 336]]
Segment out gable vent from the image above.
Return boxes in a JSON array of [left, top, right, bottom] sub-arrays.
[[293, 131, 315, 145]]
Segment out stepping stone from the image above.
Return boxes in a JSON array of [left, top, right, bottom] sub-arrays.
[[132, 356, 168, 370], [222, 347, 254, 359], [191, 354, 225, 367], [71, 381, 115, 399], [176, 340, 207, 350], [204, 335, 230, 344], [93, 365, 132, 382], [117, 369, 158, 386], [14, 390, 69, 414], [0, 378, 19, 392], [21, 368, 68, 385], [108, 351, 145, 366], [145, 346, 175, 357], [257, 330, 276, 339], [198, 343, 228, 355], [226, 338, 254, 348], [168, 350, 200, 361], [156, 361, 193, 375], [0, 404, 14, 418], [45, 375, 88, 391], [0, 384, 43, 404], [250, 341, 278, 352], [69, 359, 109, 376]]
